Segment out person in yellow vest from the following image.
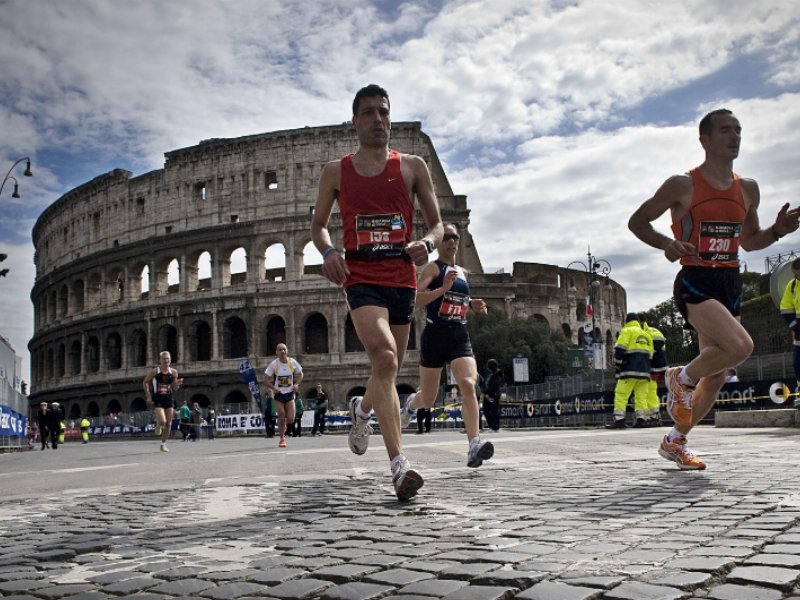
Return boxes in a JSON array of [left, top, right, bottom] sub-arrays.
[[606, 313, 653, 429], [780, 258, 800, 408], [58, 420, 66, 443], [80, 417, 91, 444], [640, 314, 668, 426]]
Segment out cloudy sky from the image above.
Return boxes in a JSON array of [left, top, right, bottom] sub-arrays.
[[1, 0, 798, 383]]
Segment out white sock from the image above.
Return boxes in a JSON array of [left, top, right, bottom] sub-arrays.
[[667, 428, 685, 443], [390, 454, 407, 473], [469, 436, 480, 448], [355, 399, 372, 420], [677, 368, 695, 388]]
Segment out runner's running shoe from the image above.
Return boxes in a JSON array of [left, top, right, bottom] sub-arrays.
[[467, 440, 494, 468], [658, 434, 705, 470], [160, 443, 169, 453], [348, 397, 373, 455], [279, 437, 287, 448], [392, 457, 424, 501], [665, 367, 693, 428], [399, 394, 415, 429]]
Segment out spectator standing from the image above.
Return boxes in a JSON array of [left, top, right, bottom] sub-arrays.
[[206, 407, 216, 440], [179, 400, 192, 441], [311, 383, 328, 436], [36, 402, 49, 451], [482, 359, 505, 432]]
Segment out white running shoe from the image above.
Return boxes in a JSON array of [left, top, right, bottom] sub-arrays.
[[160, 443, 169, 453], [467, 440, 494, 468], [391, 457, 424, 501], [399, 393, 416, 429], [348, 397, 373, 455]]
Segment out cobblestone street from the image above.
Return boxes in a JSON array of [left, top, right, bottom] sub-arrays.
[[1, 426, 799, 599]]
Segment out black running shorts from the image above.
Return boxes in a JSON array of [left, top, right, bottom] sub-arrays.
[[673, 266, 742, 330], [419, 322, 474, 368], [345, 284, 415, 325]]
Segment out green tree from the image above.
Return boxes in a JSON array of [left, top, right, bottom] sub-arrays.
[[467, 311, 569, 384], [640, 298, 698, 366]]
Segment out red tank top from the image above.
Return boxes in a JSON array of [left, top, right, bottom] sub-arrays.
[[671, 168, 746, 268], [339, 149, 416, 288]]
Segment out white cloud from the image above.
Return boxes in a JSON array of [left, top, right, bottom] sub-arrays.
[[0, 0, 798, 382]]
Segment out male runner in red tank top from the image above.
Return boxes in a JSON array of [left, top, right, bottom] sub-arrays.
[[311, 84, 443, 501], [629, 109, 800, 470]]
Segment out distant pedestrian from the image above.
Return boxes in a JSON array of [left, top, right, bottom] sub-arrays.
[[80, 417, 91, 444], [206, 408, 216, 440], [179, 400, 192, 441], [311, 383, 328, 436], [481, 359, 505, 432], [36, 402, 49, 451], [47, 402, 63, 450], [191, 402, 202, 441], [416, 406, 431, 434]]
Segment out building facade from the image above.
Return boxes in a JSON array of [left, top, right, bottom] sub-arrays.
[[28, 123, 626, 420]]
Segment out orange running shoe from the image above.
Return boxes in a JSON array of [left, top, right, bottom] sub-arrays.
[[279, 437, 287, 448], [658, 435, 706, 470], [665, 366, 693, 428]]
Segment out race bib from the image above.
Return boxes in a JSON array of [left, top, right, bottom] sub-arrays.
[[438, 291, 469, 322], [277, 375, 293, 388], [355, 213, 407, 259], [156, 384, 170, 395], [698, 221, 740, 263]]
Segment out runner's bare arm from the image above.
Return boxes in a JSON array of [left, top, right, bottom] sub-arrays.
[[311, 160, 349, 286], [404, 155, 443, 266], [739, 178, 800, 251], [416, 264, 456, 308], [629, 175, 695, 263]]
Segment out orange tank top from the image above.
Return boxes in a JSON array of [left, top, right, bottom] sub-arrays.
[[671, 168, 746, 268]]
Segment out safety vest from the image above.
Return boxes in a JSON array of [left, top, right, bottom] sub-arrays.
[[780, 278, 800, 347], [613, 319, 653, 379], [642, 322, 667, 373]]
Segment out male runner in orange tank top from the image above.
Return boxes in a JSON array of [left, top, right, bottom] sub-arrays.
[[629, 109, 800, 470], [311, 84, 443, 501]]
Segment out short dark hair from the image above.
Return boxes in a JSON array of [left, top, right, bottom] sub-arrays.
[[699, 108, 733, 137], [791, 258, 800, 270], [487, 359, 498, 371], [352, 84, 390, 116]]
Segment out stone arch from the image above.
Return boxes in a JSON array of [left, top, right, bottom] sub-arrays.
[[72, 279, 85, 313], [156, 325, 178, 363], [188, 319, 212, 362], [106, 332, 122, 370], [224, 389, 248, 404], [304, 312, 329, 354], [562, 323, 572, 339], [86, 336, 100, 373], [69, 340, 81, 375], [265, 315, 286, 354], [345, 313, 364, 352], [131, 397, 148, 412], [87, 401, 100, 417], [130, 328, 147, 367], [107, 399, 123, 415], [152, 255, 178, 297], [223, 316, 248, 358], [167, 258, 180, 294], [138, 264, 150, 298], [87, 272, 102, 309], [264, 243, 286, 282], [107, 266, 125, 303], [58, 284, 68, 317], [532, 313, 549, 326], [189, 393, 211, 408], [397, 383, 416, 397], [229, 247, 247, 286], [301, 240, 323, 278], [69, 404, 81, 419], [195, 250, 213, 291], [56, 344, 66, 377]]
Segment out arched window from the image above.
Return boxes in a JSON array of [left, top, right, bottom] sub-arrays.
[[157, 325, 178, 363], [130, 329, 147, 367], [106, 332, 122, 370], [345, 314, 364, 352], [86, 337, 100, 373], [304, 313, 329, 354], [230, 247, 247, 285], [223, 316, 248, 358], [189, 320, 212, 361], [69, 340, 81, 375], [266, 316, 286, 354]]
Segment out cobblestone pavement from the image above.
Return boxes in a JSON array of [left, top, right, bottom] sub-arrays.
[[1, 426, 800, 599]]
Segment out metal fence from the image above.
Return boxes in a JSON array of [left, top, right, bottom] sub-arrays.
[[0, 378, 28, 451]]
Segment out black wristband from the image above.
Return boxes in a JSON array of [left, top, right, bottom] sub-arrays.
[[772, 224, 784, 241]]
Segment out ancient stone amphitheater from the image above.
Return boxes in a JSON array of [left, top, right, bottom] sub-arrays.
[[28, 122, 626, 421]]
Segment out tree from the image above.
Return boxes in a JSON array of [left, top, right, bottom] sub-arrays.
[[467, 311, 569, 384], [640, 299, 698, 366]]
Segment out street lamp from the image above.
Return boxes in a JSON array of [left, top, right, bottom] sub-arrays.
[[567, 246, 612, 370], [0, 157, 34, 279], [0, 157, 33, 199]]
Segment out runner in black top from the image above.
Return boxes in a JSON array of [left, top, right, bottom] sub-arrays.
[[143, 351, 184, 452]]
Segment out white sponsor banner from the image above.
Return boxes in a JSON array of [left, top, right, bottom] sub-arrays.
[[215, 413, 264, 432]]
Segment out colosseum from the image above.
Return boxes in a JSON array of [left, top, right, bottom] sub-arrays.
[[28, 122, 627, 422]]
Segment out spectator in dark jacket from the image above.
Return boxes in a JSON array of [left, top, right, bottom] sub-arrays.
[[47, 402, 64, 450]]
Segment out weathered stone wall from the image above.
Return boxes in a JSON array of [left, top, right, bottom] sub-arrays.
[[28, 122, 626, 420]]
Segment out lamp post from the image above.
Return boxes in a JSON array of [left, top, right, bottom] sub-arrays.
[[0, 157, 34, 279], [0, 157, 33, 199], [567, 246, 612, 370]]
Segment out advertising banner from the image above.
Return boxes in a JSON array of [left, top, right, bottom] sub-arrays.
[[0, 404, 27, 437], [239, 359, 263, 413]]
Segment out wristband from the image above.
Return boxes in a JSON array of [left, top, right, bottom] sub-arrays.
[[322, 246, 338, 259], [772, 224, 784, 242]]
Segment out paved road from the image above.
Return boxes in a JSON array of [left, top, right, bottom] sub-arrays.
[[1, 426, 800, 599]]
